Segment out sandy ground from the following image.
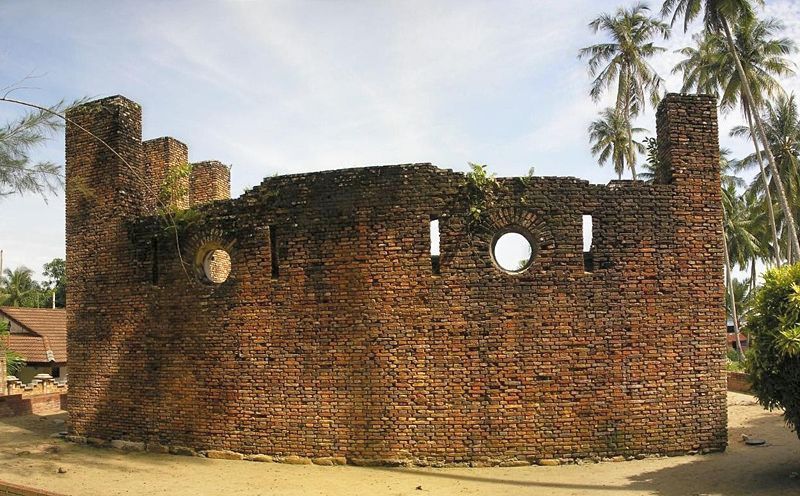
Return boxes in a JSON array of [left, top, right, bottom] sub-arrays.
[[1, 392, 799, 496]]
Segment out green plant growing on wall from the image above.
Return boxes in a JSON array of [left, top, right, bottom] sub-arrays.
[[640, 137, 672, 183], [157, 163, 201, 239], [745, 262, 800, 439], [158, 162, 192, 211], [463, 162, 499, 227]]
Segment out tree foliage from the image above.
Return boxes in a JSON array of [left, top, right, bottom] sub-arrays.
[[580, 2, 669, 179], [588, 108, 646, 180], [42, 258, 66, 308], [0, 266, 40, 307], [0, 258, 66, 308], [745, 262, 800, 438], [0, 101, 71, 200], [673, 16, 795, 114], [732, 94, 800, 260]]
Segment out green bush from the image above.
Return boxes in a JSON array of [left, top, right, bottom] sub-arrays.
[[726, 349, 746, 372], [745, 263, 800, 438]]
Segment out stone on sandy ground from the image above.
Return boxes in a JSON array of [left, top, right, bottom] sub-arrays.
[[312, 456, 347, 466], [86, 437, 108, 447], [169, 446, 197, 456], [537, 459, 561, 466], [111, 440, 145, 452], [146, 443, 170, 454], [245, 454, 273, 463], [205, 450, 244, 460], [349, 458, 407, 467], [282, 455, 313, 465]]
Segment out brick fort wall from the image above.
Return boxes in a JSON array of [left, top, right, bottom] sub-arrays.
[[64, 94, 726, 465]]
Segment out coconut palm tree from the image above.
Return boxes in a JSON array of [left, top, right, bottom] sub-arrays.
[[732, 94, 800, 262], [580, 2, 670, 179], [726, 276, 753, 325], [673, 16, 795, 264], [674, 17, 794, 112], [742, 188, 775, 279], [722, 182, 758, 358], [662, 0, 800, 261], [0, 266, 39, 307], [588, 108, 647, 180]]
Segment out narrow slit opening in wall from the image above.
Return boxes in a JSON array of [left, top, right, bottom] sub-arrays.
[[269, 225, 279, 279], [151, 236, 159, 284], [430, 216, 441, 275], [582, 214, 594, 272]]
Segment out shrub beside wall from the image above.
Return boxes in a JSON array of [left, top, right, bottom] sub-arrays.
[[746, 263, 800, 439]]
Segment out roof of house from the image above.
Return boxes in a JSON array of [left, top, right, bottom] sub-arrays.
[[727, 332, 748, 343], [0, 307, 66, 364]]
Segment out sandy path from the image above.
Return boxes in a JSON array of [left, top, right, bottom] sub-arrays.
[[1, 392, 798, 496]]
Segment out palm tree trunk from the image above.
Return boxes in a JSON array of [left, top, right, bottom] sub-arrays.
[[625, 74, 637, 180], [743, 101, 782, 265], [723, 233, 746, 359], [788, 229, 793, 265], [617, 65, 637, 180], [722, 18, 800, 262]]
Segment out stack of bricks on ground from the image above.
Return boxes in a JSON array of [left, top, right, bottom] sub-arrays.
[[64, 93, 726, 466]]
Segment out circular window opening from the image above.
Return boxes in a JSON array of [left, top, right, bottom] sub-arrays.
[[202, 249, 231, 284], [492, 230, 535, 273]]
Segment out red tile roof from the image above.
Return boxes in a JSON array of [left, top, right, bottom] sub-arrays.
[[1, 307, 66, 364], [727, 332, 748, 344]]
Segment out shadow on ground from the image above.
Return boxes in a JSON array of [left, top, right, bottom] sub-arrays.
[[0, 393, 798, 496], [360, 395, 800, 496]]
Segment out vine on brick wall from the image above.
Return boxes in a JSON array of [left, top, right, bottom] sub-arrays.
[[463, 162, 500, 231], [159, 162, 192, 211], [462, 163, 536, 231]]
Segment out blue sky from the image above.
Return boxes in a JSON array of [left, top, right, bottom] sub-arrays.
[[2, 0, 800, 278]]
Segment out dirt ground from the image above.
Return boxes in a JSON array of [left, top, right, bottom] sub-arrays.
[[1, 392, 798, 496]]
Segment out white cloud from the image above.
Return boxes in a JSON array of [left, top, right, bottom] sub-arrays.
[[4, 0, 800, 276]]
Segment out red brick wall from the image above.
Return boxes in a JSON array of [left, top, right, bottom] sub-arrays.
[[144, 137, 189, 210], [189, 160, 230, 206], [65, 94, 726, 464], [727, 372, 751, 393], [0, 392, 66, 418]]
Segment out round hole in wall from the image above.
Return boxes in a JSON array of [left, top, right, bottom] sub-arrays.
[[491, 229, 535, 273], [202, 249, 231, 284]]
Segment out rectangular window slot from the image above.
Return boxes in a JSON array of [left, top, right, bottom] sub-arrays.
[[582, 214, 594, 273], [430, 216, 441, 275], [269, 225, 279, 279], [151, 236, 159, 284]]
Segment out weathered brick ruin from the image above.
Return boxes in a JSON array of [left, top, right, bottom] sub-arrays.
[[65, 94, 726, 465]]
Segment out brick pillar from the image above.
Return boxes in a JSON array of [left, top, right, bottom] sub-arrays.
[[656, 93, 721, 190], [656, 93, 727, 451], [189, 160, 230, 206], [66, 95, 146, 303], [143, 137, 190, 211], [65, 95, 147, 435]]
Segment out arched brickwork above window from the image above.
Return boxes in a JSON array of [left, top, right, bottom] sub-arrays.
[[184, 229, 236, 285], [470, 206, 554, 272]]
